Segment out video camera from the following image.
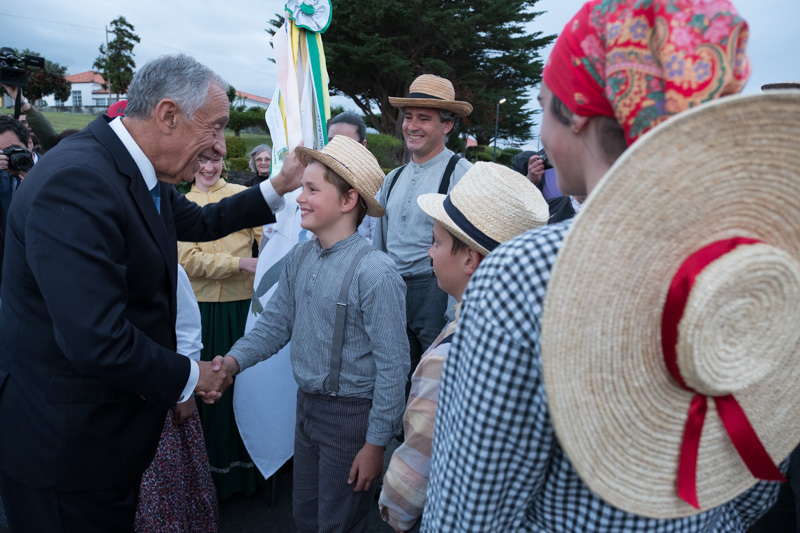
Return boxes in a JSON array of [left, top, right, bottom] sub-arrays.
[[0, 47, 44, 88]]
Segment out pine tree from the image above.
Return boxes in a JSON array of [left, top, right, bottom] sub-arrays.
[[93, 16, 141, 102]]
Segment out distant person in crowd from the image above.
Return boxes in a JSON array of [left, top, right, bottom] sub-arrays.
[[219, 136, 409, 533], [511, 148, 547, 188], [178, 148, 264, 500], [135, 264, 218, 531], [244, 144, 272, 188], [0, 53, 304, 531], [512, 148, 578, 223], [378, 162, 548, 532], [328, 111, 376, 243], [374, 74, 472, 392], [423, 1, 781, 531], [0, 115, 35, 291], [328, 111, 368, 146], [0, 114, 33, 527], [1, 84, 57, 153], [54, 128, 80, 146]]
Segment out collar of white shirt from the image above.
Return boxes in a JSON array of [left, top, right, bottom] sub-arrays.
[[108, 116, 158, 192]]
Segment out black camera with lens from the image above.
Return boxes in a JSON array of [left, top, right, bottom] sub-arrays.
[[2, 146, 34, 172], [540, 152, 553, 170], [0, 47, 44, 88]]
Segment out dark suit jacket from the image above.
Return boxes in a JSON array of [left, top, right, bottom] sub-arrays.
[[0, 116, 275, 490]]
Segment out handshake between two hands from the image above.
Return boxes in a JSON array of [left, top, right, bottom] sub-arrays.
[[194, 355, 240, 404]]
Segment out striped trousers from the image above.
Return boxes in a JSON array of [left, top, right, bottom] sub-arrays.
[[293, 389, 375, 532]]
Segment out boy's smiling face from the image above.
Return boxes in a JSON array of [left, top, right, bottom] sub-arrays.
[[297, 161, 346, 234]]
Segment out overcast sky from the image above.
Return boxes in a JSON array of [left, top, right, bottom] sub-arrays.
[[3, 0, 798, 147]]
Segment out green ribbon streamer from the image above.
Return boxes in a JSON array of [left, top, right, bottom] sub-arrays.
[[306, 31, 328, 146]]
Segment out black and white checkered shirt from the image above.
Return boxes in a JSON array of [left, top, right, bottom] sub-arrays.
[[422, 221, 782, 532]]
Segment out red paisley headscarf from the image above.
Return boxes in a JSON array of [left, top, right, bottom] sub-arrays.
[[542, 0, 751, 145]]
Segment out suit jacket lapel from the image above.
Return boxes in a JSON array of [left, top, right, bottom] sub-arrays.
[[88, 116, 178, 304]]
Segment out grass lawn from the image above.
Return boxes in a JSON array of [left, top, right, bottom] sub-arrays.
[[238, 132, 272, 154], [1, 108, 271, 152]]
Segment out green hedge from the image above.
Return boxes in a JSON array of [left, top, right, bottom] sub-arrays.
[[366, 133, 403, 169], [496, 151, 515, 166], [225, 136, 247, 158], [226, 157, 250, 172]]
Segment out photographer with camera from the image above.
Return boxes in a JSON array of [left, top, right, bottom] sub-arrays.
[[1, 84, 57, 154], [0, 115, 35, 292], [512, 149, 582, 224]]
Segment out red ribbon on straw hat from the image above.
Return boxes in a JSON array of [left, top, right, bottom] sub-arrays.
[[661, 237, 786, 510]]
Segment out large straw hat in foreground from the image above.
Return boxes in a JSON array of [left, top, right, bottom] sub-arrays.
[[541, 91, 800, 519], [417, 162, 549, 256], [389, 74, 473, 118], [295, 135, 386, 217]]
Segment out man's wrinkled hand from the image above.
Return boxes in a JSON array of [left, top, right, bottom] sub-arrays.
[[173, 396, 197, 423], [194, 356, 233, 404], [271, 147, 306, 196]]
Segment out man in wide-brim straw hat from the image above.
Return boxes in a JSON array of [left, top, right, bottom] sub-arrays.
[[373, 74, 473, 392], [424, 0, 800, 531]]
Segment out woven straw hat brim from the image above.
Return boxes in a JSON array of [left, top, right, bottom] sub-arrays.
[[295, 139, 385, 217], [541, 91, 800, 519], [417, 194, 489, 255], [417, 162, 549, 255], [762, 81, 800, 91], [388, 96, 473, 118], [389, 74, 473, 117]]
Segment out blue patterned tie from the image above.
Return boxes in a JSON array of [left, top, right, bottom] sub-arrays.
[[150, 183, 160, 214]]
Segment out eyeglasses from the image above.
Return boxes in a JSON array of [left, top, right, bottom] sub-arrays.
[[197, 157, 222, 167], [255, 157, 271, 163]]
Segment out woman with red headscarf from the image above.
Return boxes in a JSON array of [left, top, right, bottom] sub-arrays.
[[422, 1, 785, 532]]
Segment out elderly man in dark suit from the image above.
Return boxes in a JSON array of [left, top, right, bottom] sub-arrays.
[[0, 54, 303, 531]]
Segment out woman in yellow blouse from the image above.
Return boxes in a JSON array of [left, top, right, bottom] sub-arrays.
[[178, 151, 263, 499]]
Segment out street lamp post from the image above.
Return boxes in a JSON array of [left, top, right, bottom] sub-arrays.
[[493, 97, 506, 162]]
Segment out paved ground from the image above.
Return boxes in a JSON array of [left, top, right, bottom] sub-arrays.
[[218, 460, 394, 533]]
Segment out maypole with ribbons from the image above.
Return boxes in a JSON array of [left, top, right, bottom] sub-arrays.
[[233, 0, 332, 481]]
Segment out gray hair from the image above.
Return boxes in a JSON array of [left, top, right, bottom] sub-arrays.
[[327, 111, 367, 143], [248, 144, 272, 173], [125, 54, 228, 120]]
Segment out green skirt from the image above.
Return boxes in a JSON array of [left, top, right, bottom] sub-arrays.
[[195, 299, 265, 500]]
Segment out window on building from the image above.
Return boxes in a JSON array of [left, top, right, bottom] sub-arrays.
[[93, 98, 107, 106], [55, 98, 64, 106], [72, 91, 82, 107]]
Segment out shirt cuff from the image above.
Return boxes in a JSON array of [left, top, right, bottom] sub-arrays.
[[178, 359, 200, 403], [259, 179, 285, 213]]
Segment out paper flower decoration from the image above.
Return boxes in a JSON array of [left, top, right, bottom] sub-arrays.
[[285, 0, 332, 33]]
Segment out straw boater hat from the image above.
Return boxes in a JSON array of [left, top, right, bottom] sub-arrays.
[[295, 135, 386, 217], [389, 74, 473, 118], [417, 162, 548, 256], [540, 91, 800, 519]]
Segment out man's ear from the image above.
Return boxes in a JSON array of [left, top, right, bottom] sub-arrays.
[[463, 248, 484, 276], [26, 138, 34, 151], [153, 98, 180, 134], [443, 119, 455, 135]]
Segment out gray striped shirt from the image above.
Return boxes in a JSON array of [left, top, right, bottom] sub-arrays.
[[373, 148, 471, 276], [229, 232, 409, 446]]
